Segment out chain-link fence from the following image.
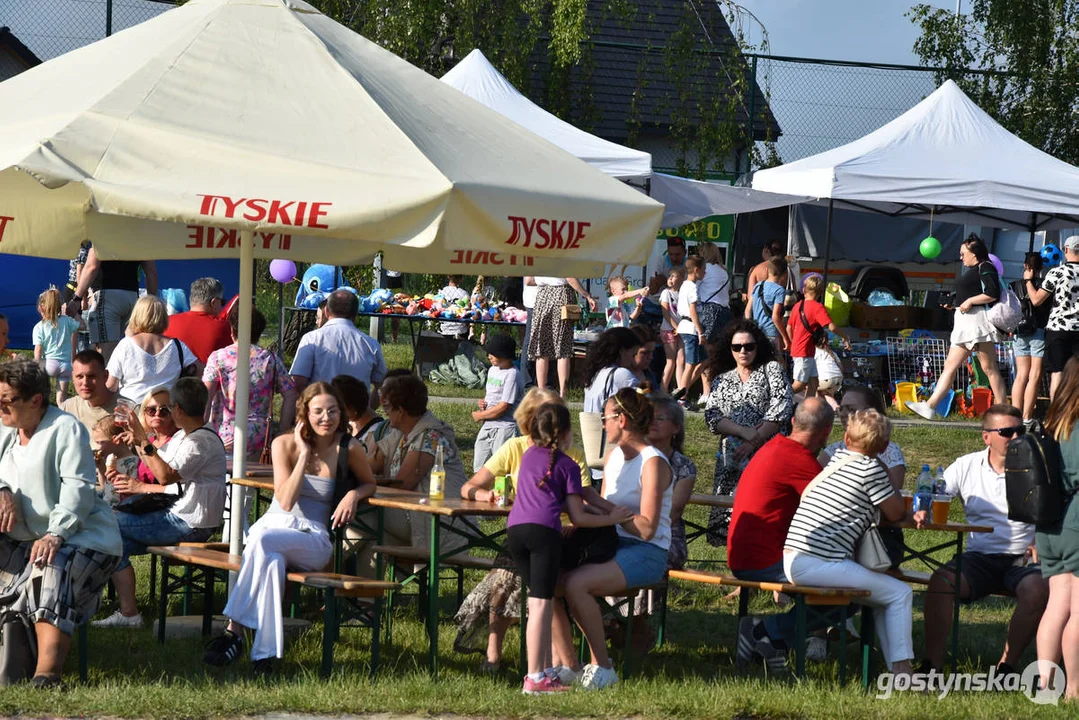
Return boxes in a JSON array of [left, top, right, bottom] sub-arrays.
[[749, 54, 941, 168], [3, 1, 956, 181], [0, 0, 176, 62]]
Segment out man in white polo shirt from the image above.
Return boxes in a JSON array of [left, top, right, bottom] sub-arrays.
[[921, 404, 1049, 675]]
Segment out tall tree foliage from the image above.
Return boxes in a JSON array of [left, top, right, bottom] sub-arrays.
[[909, 1, 1079, 164], [307, 0, 775, 179]]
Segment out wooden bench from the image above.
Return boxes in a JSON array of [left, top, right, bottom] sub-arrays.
[[149, 546, 399, 676], [668, 568, 872, 685], [370, 544, 495, 626]]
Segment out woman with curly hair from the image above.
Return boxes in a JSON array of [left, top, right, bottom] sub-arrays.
[[703, 318, 793, 545]]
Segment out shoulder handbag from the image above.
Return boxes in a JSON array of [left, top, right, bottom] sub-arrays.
[[800, 454, 891, 572], [172, 338, 199, 379], [579, 369, 616, 470], [0, 610, 37, 686], [798, 301, 828, 346]]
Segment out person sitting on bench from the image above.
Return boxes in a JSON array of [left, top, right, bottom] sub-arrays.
[[728, 397, 834, 672], [920, 404, 1048, 675], [203, 382, 375, 674]]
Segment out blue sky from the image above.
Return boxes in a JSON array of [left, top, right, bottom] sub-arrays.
[[737, 0, 958, 64]]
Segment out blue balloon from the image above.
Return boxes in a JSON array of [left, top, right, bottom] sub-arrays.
[[1041, 244, 1063, 268]]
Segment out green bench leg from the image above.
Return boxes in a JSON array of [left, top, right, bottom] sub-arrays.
[[321, 587, 336, 678], [657, 588, 668, 648], [370, 596, 382, 678], [837, 607, 848, 686], [860, 605, 875, 690], [201, 567, 215, 637], [793, 597, 807, 678], [157, 558, 170, 645], [622, 599, 633, 679], [78, 622, 88, 682]]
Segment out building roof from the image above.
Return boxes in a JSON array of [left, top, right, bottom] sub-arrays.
[[527, 0, 779, 144], [0, 27, 42, 68]]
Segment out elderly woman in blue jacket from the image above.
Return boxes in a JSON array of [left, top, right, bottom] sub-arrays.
[[0, 360, 122, 688]]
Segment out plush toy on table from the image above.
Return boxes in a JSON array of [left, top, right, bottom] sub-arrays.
[[295, 264, 357, 309]]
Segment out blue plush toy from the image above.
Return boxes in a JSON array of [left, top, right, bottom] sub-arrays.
[[295, 264, 357, 309]]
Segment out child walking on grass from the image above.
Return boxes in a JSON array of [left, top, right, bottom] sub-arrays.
[[507, 402, 632, 694], [33, 287, 81, 405]]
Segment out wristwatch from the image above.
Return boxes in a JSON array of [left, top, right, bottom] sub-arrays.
[[142, 443, 157, 457]]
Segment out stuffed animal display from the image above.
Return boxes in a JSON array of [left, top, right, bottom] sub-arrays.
[[295, 264, 358, 309]]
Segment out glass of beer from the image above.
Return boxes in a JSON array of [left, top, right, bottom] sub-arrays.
[[932, 495, 952, 525]]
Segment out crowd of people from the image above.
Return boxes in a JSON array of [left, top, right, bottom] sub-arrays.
[[1, 250, 1079, 702]]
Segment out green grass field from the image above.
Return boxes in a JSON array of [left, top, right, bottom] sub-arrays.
[[3, 340, 1055, 717], [4, 394, 1067, 719]]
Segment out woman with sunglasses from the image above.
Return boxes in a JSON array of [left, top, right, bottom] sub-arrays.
[[702, 319, 793, 546], [557, 386, 672, 690]]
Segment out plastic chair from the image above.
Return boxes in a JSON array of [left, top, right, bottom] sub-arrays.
[[971, 387, 993, 416], [894, 382, 918, 413], [936, 389, 956, 418]]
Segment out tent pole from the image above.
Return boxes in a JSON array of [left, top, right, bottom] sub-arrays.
[[822, 199, 834, 285], [227, 231, 255, 590], [1028, 213, 1038, 253]]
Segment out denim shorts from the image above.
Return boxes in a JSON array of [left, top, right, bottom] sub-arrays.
[[613, 536, 668, 587], [1012, 329, 1046, 359], [680, 332, 707, 364]]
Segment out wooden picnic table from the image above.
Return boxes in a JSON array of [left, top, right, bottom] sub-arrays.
[[366, 488, 509, 676], [684, 492, 992, 671], [226, 460, 273, 478]]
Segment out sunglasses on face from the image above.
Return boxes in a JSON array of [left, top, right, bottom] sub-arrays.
[[144, 405, 171, 417], [601, 412, 623, 423], [984, 425, 1025, 439], [730, 343, 757, 353], [0, 396, 25, 409]]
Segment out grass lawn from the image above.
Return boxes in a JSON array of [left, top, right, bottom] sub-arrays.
[[4, 400, 1066, 719]]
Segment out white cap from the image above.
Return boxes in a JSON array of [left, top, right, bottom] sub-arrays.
[[1064, 235, 1079, 252]]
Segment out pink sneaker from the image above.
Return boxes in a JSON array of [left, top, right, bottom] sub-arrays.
[[522, 675, 570, 694]]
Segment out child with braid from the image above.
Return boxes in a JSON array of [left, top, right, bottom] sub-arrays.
[[506, 403, 633, 694]]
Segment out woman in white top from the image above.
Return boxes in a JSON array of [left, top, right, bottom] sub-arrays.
[[559, 387, 672, 690], [525, 277, 598, 396], [784, 409, 922, 678], [105, 295, 199, 403], [204, 382, 375, 672]]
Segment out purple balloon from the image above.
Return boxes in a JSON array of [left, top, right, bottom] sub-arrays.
[[269, 259, 297, 284], [988, 253, 1004, 277]]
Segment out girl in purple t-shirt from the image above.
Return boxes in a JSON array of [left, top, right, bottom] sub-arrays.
[[506, 403, 632, 695]]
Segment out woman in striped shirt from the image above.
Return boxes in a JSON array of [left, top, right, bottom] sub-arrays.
[[783, 409, 923, 677]]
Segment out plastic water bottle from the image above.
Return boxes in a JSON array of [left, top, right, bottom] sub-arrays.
[[429, 444, 445, 501], [913, 464, 933, 515], [932, 465, 947, 495]]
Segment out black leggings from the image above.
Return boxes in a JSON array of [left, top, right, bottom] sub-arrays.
[[506, 523, 563, 599]]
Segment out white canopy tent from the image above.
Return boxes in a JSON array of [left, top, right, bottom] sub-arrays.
[[441, 49, 652, 180], [752, 80, 1079, 233], [0, 0, 667, 563]]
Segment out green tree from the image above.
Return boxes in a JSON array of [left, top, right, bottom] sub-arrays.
[[908, 1, 1079, 164]]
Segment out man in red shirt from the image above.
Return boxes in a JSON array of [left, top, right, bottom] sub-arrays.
[[165, 277, 233, 364], [728, 397, 834, 669], [786, 275, 850, 398]]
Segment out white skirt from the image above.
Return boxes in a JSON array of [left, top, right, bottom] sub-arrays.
[[950, 306, 1000, 349]]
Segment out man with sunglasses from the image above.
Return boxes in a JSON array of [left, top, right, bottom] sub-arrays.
[[920, 404, 1048, 676], [60, 349, 117, 447]]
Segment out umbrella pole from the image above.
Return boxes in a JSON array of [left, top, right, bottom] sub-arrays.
[[822, 199, 834, 285], [228, 231, 255, 589]]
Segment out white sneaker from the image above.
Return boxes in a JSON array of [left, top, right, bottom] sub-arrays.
[[580, 663, 619, 690], [806, 636, 827, 662], [905, 401, 935, 420], [550, 665, 580, 686], [92, 610, 143, 628]]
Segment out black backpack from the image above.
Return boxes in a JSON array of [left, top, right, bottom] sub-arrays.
[[1005, 423, 1066, 526], [1011, 273, 1050, 335]]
